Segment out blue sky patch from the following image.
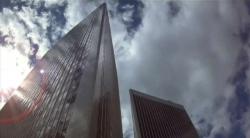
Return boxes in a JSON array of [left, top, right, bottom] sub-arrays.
[[117, 0, 144, 36]]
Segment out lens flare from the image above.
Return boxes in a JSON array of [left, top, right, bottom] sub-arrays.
[[39, 69, 45, 74], [0, 47, 31, 109]]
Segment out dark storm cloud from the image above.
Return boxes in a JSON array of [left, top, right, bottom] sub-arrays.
[[239, 24, 250, 44], [227, 48, 250, 137], [197, 118, 213, 137], [228, 123, 246, 138], [117, 0, 144, 35], [0, 0, 27, 12], [28, 38, 39, 67], [0, 0, 11, 12], [0, 31, 9, 46], [167, 0, 181, 19], [245, 0, 250, 14]]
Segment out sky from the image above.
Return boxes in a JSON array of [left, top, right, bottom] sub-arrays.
[[0, 0, 250, 137]]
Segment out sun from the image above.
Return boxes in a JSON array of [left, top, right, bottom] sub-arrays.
[[0, 47, 31, 106]]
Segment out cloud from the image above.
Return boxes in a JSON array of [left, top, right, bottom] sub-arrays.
[[121, 105, 134, 138], [0, 0, 59, 90], [63, 0, 96, 34], [116, 0, 144, 36], [167, 0, 181, 20], [0, 0, 132, 136], [1, 0, 250, 138], [0, 0, 71, 68], [242, 107, 250, 137], [0, 5, 51, 57], [28, 41, 39, 67], [0, 31, 9, 46], [116, 0, 245, 137]]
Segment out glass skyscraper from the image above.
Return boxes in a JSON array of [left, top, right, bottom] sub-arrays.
[[130, 89, 199, 138], [0, 3, 122, 138]]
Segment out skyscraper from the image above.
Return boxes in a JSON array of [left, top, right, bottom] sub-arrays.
[[0, 3, 123, 138], [130, 89, 199, 138]]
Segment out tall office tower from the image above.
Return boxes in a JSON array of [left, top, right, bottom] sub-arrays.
[[0, 3, 123, 138], [130, 89, 199, 138]]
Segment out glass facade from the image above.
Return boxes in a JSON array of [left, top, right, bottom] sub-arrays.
[[130, 89, 199, 138], [0, 3, 122, 138]]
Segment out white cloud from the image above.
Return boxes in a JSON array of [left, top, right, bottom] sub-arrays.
[[43, 0, 66, 7], [0, 0, 249, 137], [20, 0, 66, 8], [63, 0, 96, 34], [121, 104, 134, 137], [0, 3, 51, 90], [116, 1, 244, 137], [122, 10, 134, 23]]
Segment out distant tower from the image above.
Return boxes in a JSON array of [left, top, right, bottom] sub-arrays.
[[0, 3, 123, 138], [130, 89, 199, 138]]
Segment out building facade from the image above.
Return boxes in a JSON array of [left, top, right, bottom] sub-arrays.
[[130, 89, 199, 138], [0, 3, 123, 138]]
